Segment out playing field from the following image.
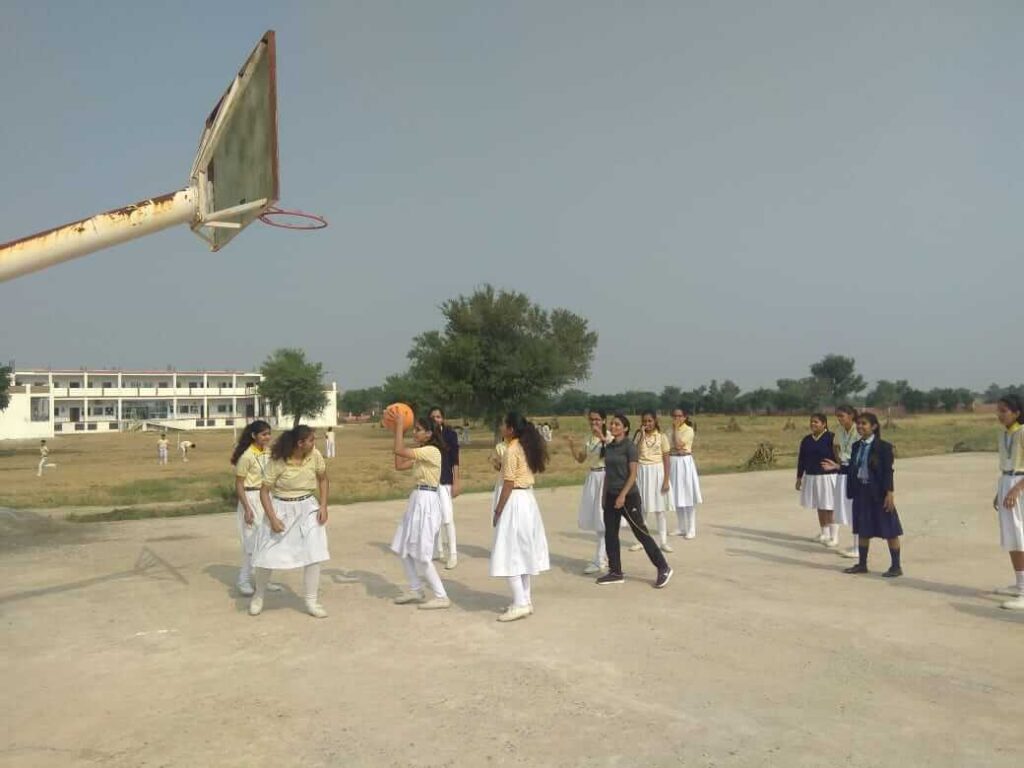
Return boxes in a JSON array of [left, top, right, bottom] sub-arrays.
[[1, 452, 1020, 767], [0, 413, 1000, 513]]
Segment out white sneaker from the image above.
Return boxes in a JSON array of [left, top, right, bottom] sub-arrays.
[[305, 601, 328, 618], [501, 603, 534, 614], [683, 533, 696, 540], [266, 582, 283, 592], [628, 543, 644, 552], [660, 543, 674, 553], [993, 585, 1024, 597], [824, 538, 839, 549], [839, 548, 859, 559], [237, 582, 255, 597], [815, 533, 829, 543], [497, 604, 531, 622], [1001, 596, 1024, 611], [248, 596, 263, 616], [671, 530, 685, 536], [418, 596, 451, 610], [394, 589, 425, 605], [445, 554, 458, 570], [583, 563, 602, 575]]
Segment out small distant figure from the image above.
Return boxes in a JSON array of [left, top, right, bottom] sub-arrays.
[[540, 422, 553, 442], [157, 433, 170, 465], [324, 427, 336, 459], [459, 425, 471, 445], [179, 439, 196, 462], [37, 439, 57, 477]]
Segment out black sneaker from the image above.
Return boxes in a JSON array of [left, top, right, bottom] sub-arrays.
[[882, 567, 903, 578], [843, 564, 868, 574], [596, 572, 625, 585], [654, 568, 673, 589]]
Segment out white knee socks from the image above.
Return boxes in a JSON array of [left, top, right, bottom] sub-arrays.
[[655, 510, 668, 546], [521, 574, 531, 605], [254, 567, 272, 599], [508, 576, 528, 607], [828, 524, 839, 542], [677, 506, 696, 537], [303, 563, 321, 603]]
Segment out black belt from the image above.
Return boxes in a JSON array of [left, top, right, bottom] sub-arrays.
[[590, 467, 605, 472], [1004, 471, 1024, 477], [273, 493, 314, 502], [244, 486, 262, 491], [512, 486, 531, 490], [416, 484, 439, 492]]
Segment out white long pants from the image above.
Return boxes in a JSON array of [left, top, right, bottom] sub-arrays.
[[676, 506, 696, 537], [401, 555, 448, 598], [254, 564, 320, 603], [508, 574, 532, 607]]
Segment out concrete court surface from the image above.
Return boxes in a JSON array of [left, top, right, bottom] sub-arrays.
[[1, 453, 1020, 768]]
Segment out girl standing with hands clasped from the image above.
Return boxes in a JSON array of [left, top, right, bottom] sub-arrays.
[[390, 415, 451, 610], [668, 406, 702, 538], [250, 425, 330, 618], [796, 414, 838, 546], [567, 409, 610, 574], [596, 414, 673, 588], [824, 413, 903, 577], [632, 410, 673, 552], [991, 395, 1024, 610], [491, 413, 551, 622], [231, 420, 272, 596]]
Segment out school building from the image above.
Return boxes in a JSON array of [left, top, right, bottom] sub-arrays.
[[0, 367, 338, 440]]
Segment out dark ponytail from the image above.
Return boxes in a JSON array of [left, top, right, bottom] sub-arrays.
[[505, 411, 548, 473], [858, 412, 882, 441], [271, 424, 315, 461], [675, 404, 695, 430], [415, 416, 448, 455], [230, 420, 271, 465]]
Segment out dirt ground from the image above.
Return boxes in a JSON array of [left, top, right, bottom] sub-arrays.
[[1, 453, 1021, 768]]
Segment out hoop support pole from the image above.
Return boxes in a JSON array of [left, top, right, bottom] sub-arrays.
[[0, 188, 197, 283]]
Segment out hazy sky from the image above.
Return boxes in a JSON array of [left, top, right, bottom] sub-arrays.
[[1, 1, 1020, 393]]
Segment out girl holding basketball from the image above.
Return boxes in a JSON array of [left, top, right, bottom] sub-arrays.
[[231, 420, 272, 596], [567, 408, 610, 574], [491, 413, 551, 622], [632, 411, 673, 552], [390, 412, 451, 610], [668, 406, 702, 538], [250, 425, 330, 618]]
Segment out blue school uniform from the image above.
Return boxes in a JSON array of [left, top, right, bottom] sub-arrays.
[[845, 437, 903, 539], [796, 431, 838, 479]]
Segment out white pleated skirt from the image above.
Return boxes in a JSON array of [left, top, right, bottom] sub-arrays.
[[252, 495, 329, 570], [997, 475, 1024, 551], [577, 470, 605, 532], [391, 489, 443, 562], [799, 474, 837, 511], [669, 455, 703, 507], [833, 473, 853, 527], [636, 463, 669, 519], [439, 484, 454, 524], [236, 489, 265, 555], [490, 489, 550, 577]]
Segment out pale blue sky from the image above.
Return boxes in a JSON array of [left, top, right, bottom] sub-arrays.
[[1, 1, 1020, 393]]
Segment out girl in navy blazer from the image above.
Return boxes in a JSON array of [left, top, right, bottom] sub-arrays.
[[824, 412, 903, 577]]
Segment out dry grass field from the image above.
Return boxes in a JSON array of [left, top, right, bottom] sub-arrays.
[[0, 412, 1001, 514]]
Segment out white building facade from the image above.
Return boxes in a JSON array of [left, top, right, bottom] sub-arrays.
[[0, 368, 337, 440]]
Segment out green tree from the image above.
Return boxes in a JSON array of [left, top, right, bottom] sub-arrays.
[[866, 379, 909, 408], [0, 364, 11, 412], [403, 286, 597, 430], [736, 387, 776, 414], [810, 354, 866, 403], [659, 386, 683, 412], [340, 386, 385, 416], [259, 348, 330, 429]]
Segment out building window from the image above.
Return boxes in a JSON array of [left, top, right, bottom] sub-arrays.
[[70, 382, 80, 388], [109, 423, 119, 430], [87, 423, 97, 431], [217, 404, 230, 413], [225, 419, 235, 426]]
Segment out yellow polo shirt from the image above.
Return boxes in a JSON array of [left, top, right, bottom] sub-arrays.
[[636, 431, 670, 465], [1000, 424, 1024, 473], [264, 448, 326, 498], [585, 435, 606, 469], [235, 445, 269, 488], [671, 424, 695, 453], [412, 446, 442, 487], [502, 439, 535, 488]]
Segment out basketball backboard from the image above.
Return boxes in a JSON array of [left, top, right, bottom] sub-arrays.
[[190, 30, 279, 251]]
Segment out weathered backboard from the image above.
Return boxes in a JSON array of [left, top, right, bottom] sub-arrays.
[[190, 30, 279, 251]]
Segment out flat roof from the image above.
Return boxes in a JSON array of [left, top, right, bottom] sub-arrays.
[[15, 369, 260, 375]]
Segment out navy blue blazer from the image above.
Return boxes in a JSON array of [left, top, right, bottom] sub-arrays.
[[845, 438, 895, 502]]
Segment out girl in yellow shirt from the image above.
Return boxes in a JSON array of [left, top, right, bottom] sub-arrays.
[[567, 408, 610, 574], [668, 406, 703, 538], [230, 420, 272, 597], [632, 411, 672, 553], [993, 395, 1024, 610], [390, 415, 451, 610]]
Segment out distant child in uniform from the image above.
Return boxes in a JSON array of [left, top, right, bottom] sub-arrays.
[[668, 406, 702, 538], [231, 420, 272, 597], [250, 425, 330, 618], [796, 414, 838, 546], [991, 395, 1024, 611], [37, 440, 56, 477], [390, 415, 451, 610], [567, 408, 610, 574], [491, 412, 550, 622], [324, 427, 336, 459], [157, 434, 169, 465], [179, 439, 196, 462], [632, 410, 673, 552]]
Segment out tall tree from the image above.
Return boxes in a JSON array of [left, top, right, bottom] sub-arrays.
[[866, 379, 909, 408], [0, 364, 11, 412], [339, 386, 385, 416], [259, 348, 329, 428], [810, 354, 866, 403], [403, 285, 597, 429]]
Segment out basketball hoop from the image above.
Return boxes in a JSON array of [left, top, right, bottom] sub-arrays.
[[258, 206, 328, 230]]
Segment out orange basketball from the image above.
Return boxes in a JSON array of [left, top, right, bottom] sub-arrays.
[[381, 402, 415, 431]]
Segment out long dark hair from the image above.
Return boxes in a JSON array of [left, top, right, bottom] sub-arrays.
[[587, 407, 609, 440], [674, 404, 695, 430], [633, 409, 661, 443], [810, 412, 829, 430], [857, 412, 882, 441], [998, 395, 1024, 425], [835, 404, 858, 419], [505, 412, 547, 473], [230, 420, 272, 465], [415, 416, 447, 455], [602, 412, 631, 457], [271, 425, 315, 461]]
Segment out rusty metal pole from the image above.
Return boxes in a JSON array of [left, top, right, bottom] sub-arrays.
[[0, 188, 197, 283]]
